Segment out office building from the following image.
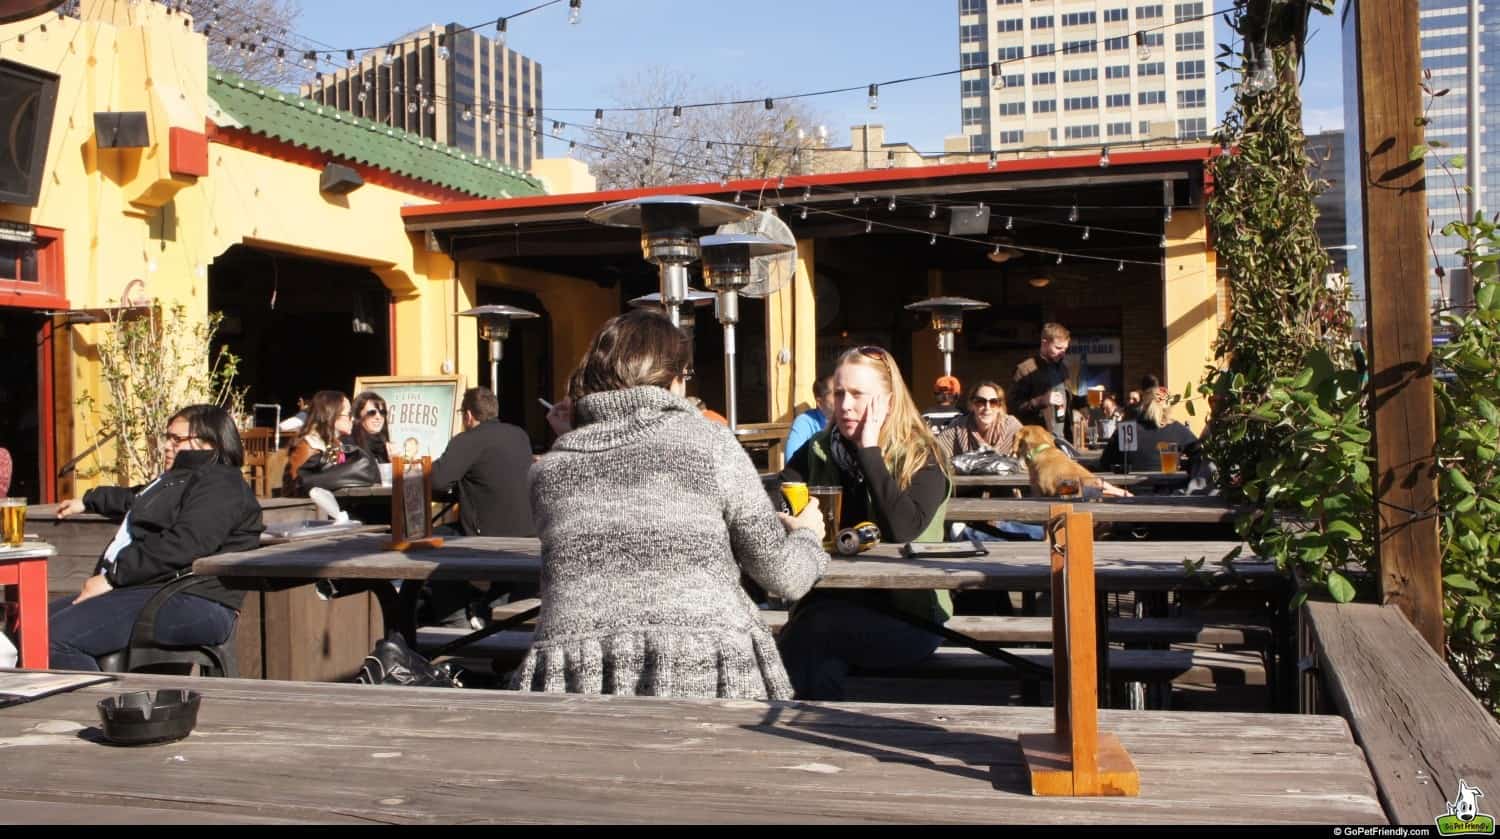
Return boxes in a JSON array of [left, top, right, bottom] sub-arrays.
[[301, 24, 543, 172], [950, 0, 1217, 155]]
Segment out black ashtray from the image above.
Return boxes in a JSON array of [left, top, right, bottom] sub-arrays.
[[96, 689, 202, 746]]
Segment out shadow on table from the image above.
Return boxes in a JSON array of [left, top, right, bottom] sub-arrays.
[[748, 701, 1030, 793]]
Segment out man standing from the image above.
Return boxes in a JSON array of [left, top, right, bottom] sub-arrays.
[[424, 387, 534, 627], [1011, 322, 1074, 441]]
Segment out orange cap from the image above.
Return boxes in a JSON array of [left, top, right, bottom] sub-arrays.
[[934, 375, 962, 395]]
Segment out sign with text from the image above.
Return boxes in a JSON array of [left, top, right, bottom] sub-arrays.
[[1065, 335, 1122, 366], [1118, 420, 1139, 452], [353, 375, 461, 461]]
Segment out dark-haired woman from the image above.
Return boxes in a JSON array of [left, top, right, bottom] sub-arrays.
[[286, 390, 354, 488], [514, 308, 828, 700], [50, 404, 265, 671], [349, 391, 393, 463]]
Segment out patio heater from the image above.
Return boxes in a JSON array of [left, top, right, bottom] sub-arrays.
[[628, 289, 716, 340], [905, 296, 991, 377], [584, 196, 753, 328], [699, 233, 795, 430], [456, 304, 538, 393]]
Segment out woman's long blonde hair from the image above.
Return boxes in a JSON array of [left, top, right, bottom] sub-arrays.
[[835, 346, 952, 490], [1139, 385, 1172, 427]]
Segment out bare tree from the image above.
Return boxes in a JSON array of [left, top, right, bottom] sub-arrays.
[[582, 67, 827, 191], [184, 0, 306, 89]]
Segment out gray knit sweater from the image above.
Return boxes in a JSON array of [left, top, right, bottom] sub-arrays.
[[511, 385, 828, 700]]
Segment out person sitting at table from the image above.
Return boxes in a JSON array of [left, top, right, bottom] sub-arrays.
[[1099, 383, 1199, 472], [513, 309, 828, 700], [920, 374, 965, 432], [285, 390, 354, 489], [419, 386, 537, 628], [934, 379, 1023, 459], [776, 345, 953, 701], [48, 404, 265, 672], [784, 373, 835, 461], [347, 391, 393, 464]]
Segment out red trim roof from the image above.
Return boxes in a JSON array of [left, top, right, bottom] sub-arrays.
[[401, 146, 1216, 221]]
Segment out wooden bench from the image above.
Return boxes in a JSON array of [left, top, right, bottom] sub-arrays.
[[1300, 600, 1500, 825]]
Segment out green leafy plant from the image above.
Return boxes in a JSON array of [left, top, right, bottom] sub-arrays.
[[75, 301, 244, 486]]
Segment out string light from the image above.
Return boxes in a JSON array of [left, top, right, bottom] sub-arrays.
[[525, 106, 536, 130], [438, 34, 448, 60], [1099, 146, 1110, 168], [990, 61, 1004, 91], [852, 194, 862, 206], [1068, 204, 1079, 223], [867, 83, 879, 110], [800, 206, 808, 220], [887, 196, 897, 212], [865, 219, 873, 233], [1005, 216, 1014, 230], [551, 120, 564, 137], [672, 105, 683, 128], [462, 105, 473, 122], [988, 151, 997, 170], [1117, 260, 1125, 271], [1082, 226, 1090, 240], [1136, 31, 1151, 61], [1160, 234, 1168, 248], [345, 48, 355, 68], [495, 17, 507, 45], [764, 98, 774, 110], [929, 233, 938, 246], [569, 0, 582, 25], [594, 108, 603, 128], [1055, 252, 1063, 264], [929, 205, 938, 219], [1163, 205, 1173, 222], [803, 186, 812, 200]]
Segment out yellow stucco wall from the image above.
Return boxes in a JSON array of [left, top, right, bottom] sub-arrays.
[[1162, 207, 1216, 434]]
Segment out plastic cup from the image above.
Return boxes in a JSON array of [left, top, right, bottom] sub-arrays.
[[807, 486, 843, 549], [780, 482, 809, 515], [0, 498, 25, 547]]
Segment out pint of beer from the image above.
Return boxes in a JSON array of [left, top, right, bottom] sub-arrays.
[[0, 498, 25, 547], [1158, 442, 1180, 473], [1087, 386, 1104, 409]]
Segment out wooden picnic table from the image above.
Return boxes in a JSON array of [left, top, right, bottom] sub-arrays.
[[951, 472, 1189, 493], [0, 672, 1384, 824], [946, 495, 1244, 525]]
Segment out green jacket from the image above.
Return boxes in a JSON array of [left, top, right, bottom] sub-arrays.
[[803, 428, 953, 624]]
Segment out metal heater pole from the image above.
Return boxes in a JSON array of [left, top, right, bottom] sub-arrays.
[[718, 290, 740, 430], [661, 264, 690, 328], [489, 338, 502, 395]]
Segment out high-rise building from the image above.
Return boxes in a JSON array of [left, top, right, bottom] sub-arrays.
[[1344, 2, 1498, 309], [300, 24, 543, 172], [950, 0, 1217, 155]]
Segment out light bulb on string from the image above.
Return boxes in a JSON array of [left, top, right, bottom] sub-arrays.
[[346, 48, 356, 68], [929, 205, 938, 219], [462, 105, 472, 122], [38, 22, 47, 40], [13, 33, 23, 51], [383, 45, 394, 65], [1055, 252, 1063, 264], [593, 108, 603, 128], [764, 98, 774, 111], [887, 196, 897, 212], [800, 206, 808, 220], [1135, 31, 1151, 61], [407, 101, 417, 114], [802, 186, 812, 200], [1160, 234, 1168, 248], [495, 17, 507, 45], [438, 35, 448, 61], [1082, 226, 1090, 240], [275, 47, 285, 71], [988, 151, 997, 170], [425, 100, 436, 116], [1068, 205, 1079, 223], [929, 233, 938, 246], [865, 219, 873, 234], [552, 121, 564, 138], [525, 107, 536, 131], [1005, 215, 1014, 230], [303, 50, 316, 69], [1117, 260, 1125, 272], [991, 62, 1005, 91], [1099, 146, 1110, 168], [734, 190, 742, 203], [852, 194, 861, 206], [672, 105, 683, 128], [1163, 205, 1173, 222], [569, 0, 582, 25], [867, 83, 879, 110]]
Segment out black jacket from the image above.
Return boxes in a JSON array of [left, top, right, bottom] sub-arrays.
[[430, 419, 535, 537], [1099, 420, 1200, 472], [84, 449, 265, 609]]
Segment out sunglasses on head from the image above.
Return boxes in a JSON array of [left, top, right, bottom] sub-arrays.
[[970, 396, 1004, 409], [855, 345, 888, 360]]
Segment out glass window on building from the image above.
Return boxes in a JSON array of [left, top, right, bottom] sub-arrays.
[[1140, 31, 1164, 47], [1177, 88, 1207, 109], [1106, 93, 1131, 107], [1105, 35, 1129, 50], [1032, 15, 1054, 29], [1050, 127, 1058, 141], [1034, 99, 1057, 113], [1104, 7, 1129, 22], [1136, 4, 1163, 18], [1063, 40, 1097, 54], [959, 0, 984, 13], [1065, 96, 1099, 111], [1003, 73, 1025, 88], [997, 129, 1024, 145], [1064, 67, 1099, 83], [1105, 64, 1130, 79], [962, 23, 987, 43], [997, 101, 1025, 116], [1033, 43, 1056, 56], [1177, 117, 1208, 139], [1174, 2, 1204, 22], [1176, 59, 1206, 80], [961, 51, 987, 69], [999, 46, 1025, 60], [1033, 71, 1057, 85], [997, 0, 1022, 4], [961, 77, 987, 98], [964, 106, 988, 126], [1061, 11, 1097, 26], [1138, 89, 1166, 105], [997, 18, 1023, 33], [1138, 62, 1165, 77], [1175, 31, 1204, 51], [1107, 121, 1132, 136], [1065, 124, 1101, 139]]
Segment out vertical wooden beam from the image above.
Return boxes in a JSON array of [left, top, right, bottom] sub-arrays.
[[1354, 0, 1444, 652]]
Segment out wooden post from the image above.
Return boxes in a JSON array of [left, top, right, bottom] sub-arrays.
[[1354, 0, 1444, 652]]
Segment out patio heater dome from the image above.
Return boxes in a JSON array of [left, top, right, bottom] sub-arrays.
[[457, 304, 538, 392], [698, 233, 796, 430], [585, 196, 753, 327], [628, 289, 716, 336], [905, 296, 991, 377]]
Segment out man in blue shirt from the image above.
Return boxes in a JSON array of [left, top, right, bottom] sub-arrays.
[[783, 374, 834, 460]]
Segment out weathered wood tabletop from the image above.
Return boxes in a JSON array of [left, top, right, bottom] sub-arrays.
[[195, 534, 1273, 594], [951, 472, 1189, 491], [0, 673, 1385, 825], [946, 496, 1245, 525]]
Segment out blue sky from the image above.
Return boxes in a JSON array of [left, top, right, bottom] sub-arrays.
[[295, 0, 1350, 156]]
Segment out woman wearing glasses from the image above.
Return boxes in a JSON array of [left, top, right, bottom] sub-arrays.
[[349, 391, 394, 463], [935, 380, 1023, 458], [514, 309, 828, 700], [49, 404, 265, 671], [285, 390, 354, 489], [776, 345, 954, 701]]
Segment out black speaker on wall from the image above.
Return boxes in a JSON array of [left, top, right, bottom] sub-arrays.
[[0, 59, 60, 207], [93, 111, 150, 148], [319, 162, 364, 195]]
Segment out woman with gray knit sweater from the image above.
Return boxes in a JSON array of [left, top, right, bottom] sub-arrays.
[[512, 309, 829, 700]]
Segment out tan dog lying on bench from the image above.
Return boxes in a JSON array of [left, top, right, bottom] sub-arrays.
[[1015, 425, 1131, 498]]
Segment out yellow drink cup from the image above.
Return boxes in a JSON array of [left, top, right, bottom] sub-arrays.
[[780, 482, 810, 515]]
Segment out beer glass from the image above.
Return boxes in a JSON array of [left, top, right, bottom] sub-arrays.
[[807, 486, 843, 550], [0, 498, 26, 548], [1158, 442, 1181, 473], [1087, 386, 1104, 409]]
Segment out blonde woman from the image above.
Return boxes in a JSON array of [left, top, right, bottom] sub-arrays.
[[1100, 381, 1199, 472], [776, 345, 953, 700], [935, 379, 1023, 459]]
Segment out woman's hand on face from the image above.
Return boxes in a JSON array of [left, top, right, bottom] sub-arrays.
[[858, 393, 891, 448], [777, 496, 825, 542]]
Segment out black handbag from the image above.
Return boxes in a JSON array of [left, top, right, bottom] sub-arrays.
[[292, 446, 380, 495], [355, 632, 462, 688]]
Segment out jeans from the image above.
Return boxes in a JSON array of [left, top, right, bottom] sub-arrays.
[[776, 592, 943, 701], [48, 586, 239, 672]]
